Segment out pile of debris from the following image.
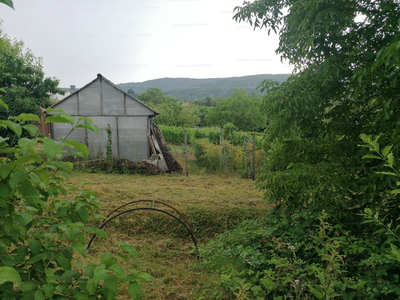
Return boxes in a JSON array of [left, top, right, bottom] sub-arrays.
[[144, 119, 183, 174]]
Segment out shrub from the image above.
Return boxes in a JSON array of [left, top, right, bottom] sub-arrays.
[[199, 135, 400, 299], [0, 103, 152, 299]]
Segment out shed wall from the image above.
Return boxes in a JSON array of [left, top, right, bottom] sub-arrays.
[[50, 75, 156, 161], [52, 116, 150, 161], [78, 82, 101, 115]]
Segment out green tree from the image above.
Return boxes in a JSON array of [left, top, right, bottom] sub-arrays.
[[138, 88, 200, 127], [234, 0, 400, 220], [0, 29, 63, 119], [127, 88, 136, 97], [205, 88, 266, 131], [197, 3, 400, 298], [137, 87, 176, 107]]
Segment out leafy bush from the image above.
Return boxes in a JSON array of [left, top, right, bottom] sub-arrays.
[[200, 135, 400, 299], [0, 102, 152, 299], [201, 211, 400, 299]]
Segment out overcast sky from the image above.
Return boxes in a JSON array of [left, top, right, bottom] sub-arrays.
[[0, 0, 292, 87]]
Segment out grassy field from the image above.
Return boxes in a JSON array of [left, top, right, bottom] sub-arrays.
[[65, 172, 268, 299]]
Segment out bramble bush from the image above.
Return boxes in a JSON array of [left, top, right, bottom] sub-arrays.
[[0, 99, 152, 300]]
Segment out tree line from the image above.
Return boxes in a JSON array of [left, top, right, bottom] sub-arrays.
[[131, 86, 268, 132]]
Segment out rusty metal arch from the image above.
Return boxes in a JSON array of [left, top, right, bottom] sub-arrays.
[[86, 200, 198, 252]]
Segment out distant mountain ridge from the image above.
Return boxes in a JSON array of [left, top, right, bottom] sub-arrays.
[[117, 74, 291, 101]]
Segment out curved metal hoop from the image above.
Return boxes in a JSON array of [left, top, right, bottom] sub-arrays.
[[86, 200, 198, 253]]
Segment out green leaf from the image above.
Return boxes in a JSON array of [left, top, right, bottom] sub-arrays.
[[77, 208, 89, 223], [60, 270, 79, 281], [85, 227, 107, 239], [65, 139, 89, 157], [382, 145, 393, 157], [120, 243, 138, 259], [101, 253, 117, 268], [2, 120, 22, 137], [19, 281, 37, 292], [75, 123, 99, 134], [15, 211, 34, 226], [27, 252, 50, 264], [138, 272, 153, 282], [0, 184, 10, 201], [43, 138, 65, 160], [73, 290, 90, 300], [33, 169, 50, 186], [93, 264, 107, 286], [22, 124, 39, 136], [50, 160, 73, 173], [83, 264, 96, 278], [34, 289, 46, 300], [21, 290, 35, 300], [71, 242, 86, 256], [29, 239, 42, 254], [390, 189, 400, 194], [9, 170, 28, 190], [55, 254, 71, 270], [103, 273, 118, 298], [0, 136, 9, 147], [0, 163, 11, 179], [109, 265, 126, 278], [18, 138, 37, 156], [44, 108, 65, 114], [387, 152, 394, 168], [86, 278, 96, 295], [78, 116, 93, 122], [0, 266, 22, 284], [3, 216, 12, 232], [376, 171, 398, 176], [45, 113, 75, 125], [362, 154, 381, 160], [19, 179, 41, 205], [42, 283, 55, 298], [0, 98, 9, 109], [128, 281, 142, 300], [307, 285, 324, 299], [11, 113, 40, 123]]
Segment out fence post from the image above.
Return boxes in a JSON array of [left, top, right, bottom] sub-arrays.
[[184, 128, 189, 177]]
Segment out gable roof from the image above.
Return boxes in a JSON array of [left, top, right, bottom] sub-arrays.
[[51, 73, 160, 116]]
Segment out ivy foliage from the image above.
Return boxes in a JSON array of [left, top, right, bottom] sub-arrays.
[[0, 99, 152, 299]]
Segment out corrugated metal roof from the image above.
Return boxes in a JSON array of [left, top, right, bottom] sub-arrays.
[[51, 73, 160, 116]]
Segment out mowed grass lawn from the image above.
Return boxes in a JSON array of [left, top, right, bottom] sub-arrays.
[[65, 172, 269, 299]]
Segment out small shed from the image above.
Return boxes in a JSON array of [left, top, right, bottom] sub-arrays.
[[49, 74, 178, 171]]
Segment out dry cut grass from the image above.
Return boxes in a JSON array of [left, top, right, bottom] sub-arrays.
[[65, 172, 268, 299]]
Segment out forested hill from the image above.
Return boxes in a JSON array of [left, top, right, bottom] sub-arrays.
[[117, 74, 291, 100]]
